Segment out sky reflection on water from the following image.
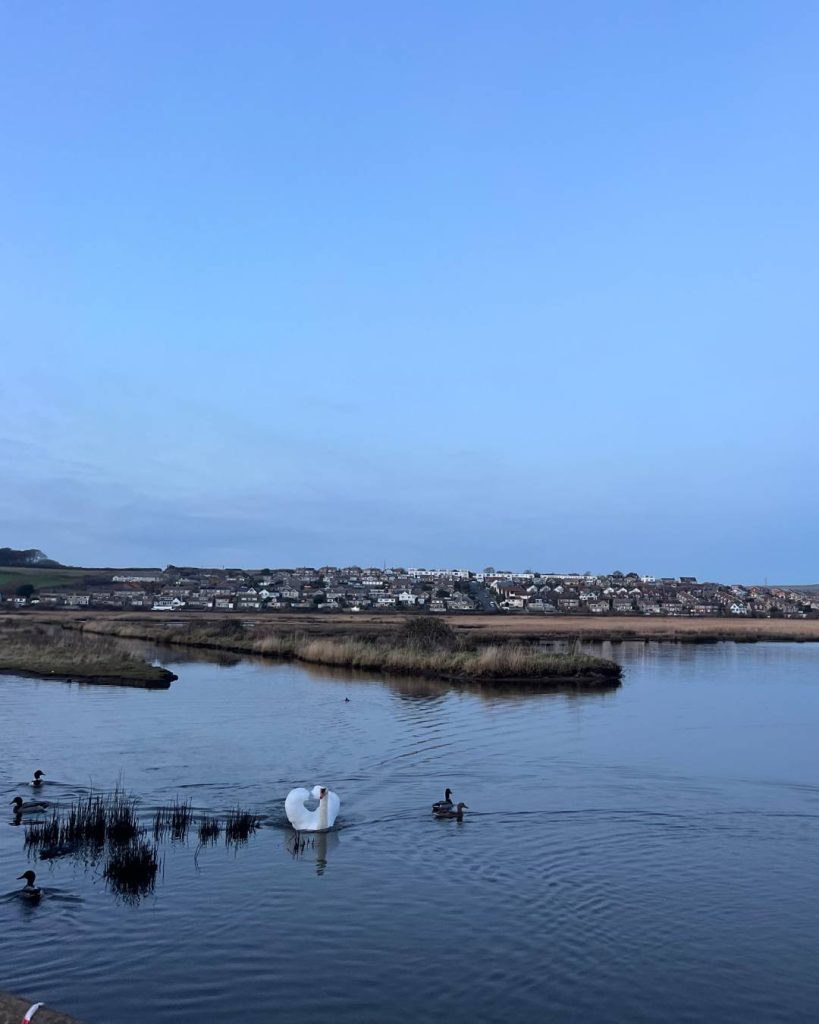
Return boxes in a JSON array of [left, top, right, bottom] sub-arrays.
[[2, 641, 819, 1023]]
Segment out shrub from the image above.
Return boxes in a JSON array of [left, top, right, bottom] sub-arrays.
[[395, 616, 457, 651]]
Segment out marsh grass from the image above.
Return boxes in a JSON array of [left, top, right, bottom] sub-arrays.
[[24, 790, 136, 855], [225, 808, 260, 846], [106, 787, 140, 844], [22, 782, 261, 904], [149, 800, 259, 847], [104, 840, 160, 901], [255, 633, 619, 683], [64, 617, 620, 686], [24, 792, 259, 856], [0, 622, 174, 684], [153, 797, 194, 841], [197, 816, 221, 844], [62, 794, 108, 848], [23, 811, 61, 855]]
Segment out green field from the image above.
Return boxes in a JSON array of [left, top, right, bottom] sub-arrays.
[[0, 566, 110, 590]]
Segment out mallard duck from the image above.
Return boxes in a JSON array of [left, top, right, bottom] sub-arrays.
[[31, 770, 46, 787], [39, 839, 76, 860], [432, 788, 453, 813], [17, 870, 42, 900], [434, 802, 468, 820], [11, 796, 49, 814]]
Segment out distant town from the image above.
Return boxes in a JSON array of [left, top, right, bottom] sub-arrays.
[[4, 560, 818, 618]]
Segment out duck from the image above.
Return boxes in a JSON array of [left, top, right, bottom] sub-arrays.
[[434, 802, 468, 821], [31, 770, 46, 788], [432, 788, 454, 813], [17, 870, 42, 900], [285, 785, 341, 832], [11, 796, 49, 814], [40, 840, 76, 861]]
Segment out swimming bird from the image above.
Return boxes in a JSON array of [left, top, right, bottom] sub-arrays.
[[285, 785, 341, 832], [434, 802, 468, 821], [11, 796, 49, 814], [432, 788, 454, 813], [17, 871, 42, 900], [31, 770, 45, 788], [39, 842, 75, 861]]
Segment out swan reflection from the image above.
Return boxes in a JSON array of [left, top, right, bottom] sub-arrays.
[[286, 828, 340, 875]]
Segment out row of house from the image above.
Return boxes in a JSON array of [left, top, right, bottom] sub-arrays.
[[487, 576, 815, 617], [3, 566, 817, 619]]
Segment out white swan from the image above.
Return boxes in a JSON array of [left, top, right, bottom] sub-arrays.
[[285, 785, 340, 831]]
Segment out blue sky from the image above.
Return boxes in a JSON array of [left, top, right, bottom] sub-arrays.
[[1, 2, 817, 580]]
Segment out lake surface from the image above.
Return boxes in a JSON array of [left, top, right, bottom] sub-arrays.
[[2, 640, 819, 1023]]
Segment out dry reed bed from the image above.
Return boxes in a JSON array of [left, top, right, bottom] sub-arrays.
[[64, 619, 621, 686], [465, 614, 819, 643], [22, 609, 819, 643], [255, 633, 618, 681]]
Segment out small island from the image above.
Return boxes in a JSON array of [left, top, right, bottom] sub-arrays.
[[255, 628, 623, 689], [0, 621, 176, 689], [58, 616, 622, 690], [1, 615, 621, 691]]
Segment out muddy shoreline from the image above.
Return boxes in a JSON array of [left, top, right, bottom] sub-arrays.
[[0, 991, 83, 1024], [0, 666, 175, 688]]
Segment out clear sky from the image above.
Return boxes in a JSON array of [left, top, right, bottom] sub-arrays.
[[2, 2, 817, 581]]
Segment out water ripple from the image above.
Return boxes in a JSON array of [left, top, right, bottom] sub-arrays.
[[2, 643, 819, 1022]]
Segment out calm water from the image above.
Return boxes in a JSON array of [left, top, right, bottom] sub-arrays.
[[2, 641, 819, 1023]]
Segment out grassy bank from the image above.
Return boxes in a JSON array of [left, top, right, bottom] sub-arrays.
[[62, 618, 622, 688], [0, 621, 176, 688]]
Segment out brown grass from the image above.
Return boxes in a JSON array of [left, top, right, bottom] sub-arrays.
[[40, 618, 621, 687], [20, 607, 814, 689], [267, 635, 618, 681], [451, 614, 819, 643], [17, 608, 819, 643], [0, 620, 175, 686]]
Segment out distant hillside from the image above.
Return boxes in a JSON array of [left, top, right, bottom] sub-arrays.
[[780, 584, 819, 594], [0, 558, 167, 592], [0, 547, 61, 568], [0, 565, 109, 591]]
